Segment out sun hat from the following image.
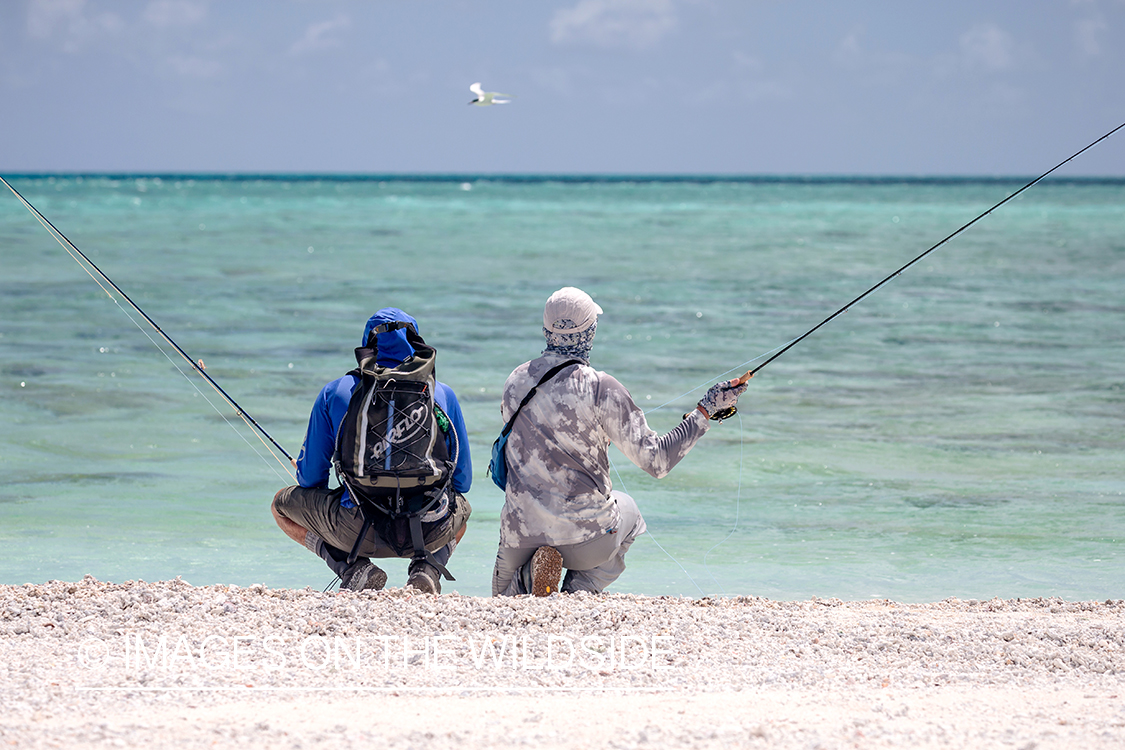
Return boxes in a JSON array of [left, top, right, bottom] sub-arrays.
[[543, 287, 602, 334]]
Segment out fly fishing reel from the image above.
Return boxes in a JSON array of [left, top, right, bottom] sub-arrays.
[[683, 405, 738, 422], [708, 406, 738, 421]]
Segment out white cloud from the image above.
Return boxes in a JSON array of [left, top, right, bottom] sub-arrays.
[[531, 65, 578, 97], [1074, 17, 1107, 57], [355, 58, 402, 95], [27, 0, 124, 51], [289, 14, 350, 55], [829, 25, 916, 91], [733, 78, 793, 104], [550, 0, 677, 51], [166, 55, 222, 79], [834, 27, 865, 67], [959, 23, 1016, 71], [728, 51, 790, 103], [27, 0, 85, 39], [143, 0, 208, 29], [732, 51, 764, 73]]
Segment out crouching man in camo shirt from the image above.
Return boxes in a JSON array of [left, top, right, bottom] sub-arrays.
[[492, 287, 747, 596]]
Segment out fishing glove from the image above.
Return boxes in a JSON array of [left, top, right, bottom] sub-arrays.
[[697, 379, 748, 420]]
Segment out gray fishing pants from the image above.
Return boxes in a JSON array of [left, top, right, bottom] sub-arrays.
[[274, 484, 468, 578], [492, 491, 647, 596]]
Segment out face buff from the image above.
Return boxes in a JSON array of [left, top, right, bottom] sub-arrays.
[[543, 319, 597, 363]]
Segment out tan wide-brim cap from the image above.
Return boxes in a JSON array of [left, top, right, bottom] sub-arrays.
[[543, 287, 603, 333]]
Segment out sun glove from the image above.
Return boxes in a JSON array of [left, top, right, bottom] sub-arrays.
[[697, 379, 748, 421]]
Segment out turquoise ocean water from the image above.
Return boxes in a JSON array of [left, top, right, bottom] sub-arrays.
[[1, 175, 1122, 601]]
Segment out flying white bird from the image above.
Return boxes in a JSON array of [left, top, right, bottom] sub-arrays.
[[468, 82, 515, 106]]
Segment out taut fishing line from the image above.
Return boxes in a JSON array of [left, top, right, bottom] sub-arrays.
[[1, 176, 296, 482], [642, 337, 799, 417], [734, 119, 1125, 382], [642, 121, 1125, 595]]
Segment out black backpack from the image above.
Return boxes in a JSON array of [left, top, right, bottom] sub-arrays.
[[334, 321, 458, 581]]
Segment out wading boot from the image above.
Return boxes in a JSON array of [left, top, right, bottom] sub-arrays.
[[340, 560, 387, 592]]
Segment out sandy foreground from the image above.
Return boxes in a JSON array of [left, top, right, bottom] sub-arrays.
[[0, 577, 1122, 749]]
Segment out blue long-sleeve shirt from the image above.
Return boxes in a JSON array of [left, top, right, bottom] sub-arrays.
[[296, 373, 472, 507]]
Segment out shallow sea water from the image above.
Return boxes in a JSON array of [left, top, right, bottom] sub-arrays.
[[1, 175, 1122, 600]]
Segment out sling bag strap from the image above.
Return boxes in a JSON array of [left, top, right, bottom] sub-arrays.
[[500, 359, 583, 439]]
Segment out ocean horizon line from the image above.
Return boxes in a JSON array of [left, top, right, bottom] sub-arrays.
[[3, 171, 1124, 185]]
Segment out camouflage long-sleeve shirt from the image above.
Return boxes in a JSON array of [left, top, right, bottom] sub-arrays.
[[498, 351, 710, 547]]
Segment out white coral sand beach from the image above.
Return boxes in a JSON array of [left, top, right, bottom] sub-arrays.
[[1, 577, 1122, 749]]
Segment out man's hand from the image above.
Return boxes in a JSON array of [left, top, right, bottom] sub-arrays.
[[697, 377, 749, 420]]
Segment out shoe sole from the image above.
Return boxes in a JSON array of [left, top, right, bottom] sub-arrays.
[[364, 567, 388, 591], [530, 546, 562, 597], [407, 573, 440, 595], [345, 565, 387, 592]]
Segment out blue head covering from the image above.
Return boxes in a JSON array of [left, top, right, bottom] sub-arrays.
[[361, 308, 419, 367]]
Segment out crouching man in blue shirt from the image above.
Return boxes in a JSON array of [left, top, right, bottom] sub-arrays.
[[272, 308, 472, 593]]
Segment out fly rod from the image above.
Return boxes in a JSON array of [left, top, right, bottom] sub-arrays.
[[731, 119, 1125, 387], [1, 175, 296, 470]]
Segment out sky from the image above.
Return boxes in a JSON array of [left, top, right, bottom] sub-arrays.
[[1, 0, 1124, 175]]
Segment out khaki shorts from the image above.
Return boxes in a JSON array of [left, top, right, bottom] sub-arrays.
[[275, 485, 471, 559]]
